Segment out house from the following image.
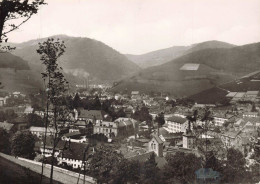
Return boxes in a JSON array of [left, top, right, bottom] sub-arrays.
[[61, 132, 87, 143], [243, 112, 258, 118], [94, 121, 118, 138], [57, 142, 89, 169], [166, 116, 189, 133], [213, 113, 235, 127], [0, 121, 14, 133], [131, 91, 141, 100], [76, 109, 111, 124], [24, 106, 34, 114], [114, 117, 137, 137], [29, 126, 57, 139], [220, 131, 240, 148], [10, 116, 28, 131], [35, 137, 66, 157], [148, 134, 164, 157], [0, 96, 8, 107]]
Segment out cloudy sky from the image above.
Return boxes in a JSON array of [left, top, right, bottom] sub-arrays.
[[7, 0, 260, 54]]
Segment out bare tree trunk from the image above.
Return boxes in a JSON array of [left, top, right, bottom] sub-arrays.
[[40, 100, 49, 184], [50, 106, 57, 184]]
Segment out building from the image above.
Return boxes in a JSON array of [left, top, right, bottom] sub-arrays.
[[57, 142, 88, 169], [243, 112, 258, 118], [183, 129, 195, 149], [94, 118, 137, 138], [94, 121, 118, 138], [35, 137, 66, 157], [0, 121, 14, 133], [10, 116, 28, 131], [76, 109, 111, 124], [24, 106, 34, 114], [29, 126, 57, 139], [61, 132, 87, 143], [166, 116, 189, 133], [131, 91, 141, 100], [148, 134, 164, 157], [0, 96, 8, 106]]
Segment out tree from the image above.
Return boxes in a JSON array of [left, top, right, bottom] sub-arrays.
[[155, 112, 165, 128], [222, 148, 248, 183], [0, 127, 10, 153], [204, 151, 223, 172], [163, 152, 201, 184], [0, 0, 45, 50], [91, 96, 101, 110], [140, 153, 161, 184], [88, 145, 124, 183], [73, 93, 81, 108], [27, 113, 44, 127], [10, 130, 35, 159], [37, 38, 70, 184], [110, 159, 141, 184], [132, 106, 152, 127]]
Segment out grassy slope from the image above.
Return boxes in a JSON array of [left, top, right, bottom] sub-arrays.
[[0, 156, 60, 184]]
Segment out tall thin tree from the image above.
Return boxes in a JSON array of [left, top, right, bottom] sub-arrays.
[[37, 38, 70, 184]]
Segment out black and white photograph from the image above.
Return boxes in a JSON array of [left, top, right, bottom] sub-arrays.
[[0, 0, 260, 183]]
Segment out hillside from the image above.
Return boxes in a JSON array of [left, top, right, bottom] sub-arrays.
[[0, 51, 41, 93], [125, 40, 234, 68], [11, 35, 140, 81], [112, 42, 260, 97], [125, 46, 189, 68], [0, 52, 29, 70], [189, 71, 260, 104]]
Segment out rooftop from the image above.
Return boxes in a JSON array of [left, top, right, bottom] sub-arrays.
[[167, 116, 187, 124]]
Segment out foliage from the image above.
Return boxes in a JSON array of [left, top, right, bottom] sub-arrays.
[[0, 0, 45, 51], [110, 159, 141, 184], [37, 38, 71, 183], [204, 151, 223, 172], [140, 153, 162, 184], [27, 113, 44, 127], [221, 148, 248, 183], [155, 112, 165, 128], [163, 152, 202, 184], [0, 127, 10, 153], [88, 145, 124, 183], [10, 130, 35, 159], [132, 106, 152, 126]]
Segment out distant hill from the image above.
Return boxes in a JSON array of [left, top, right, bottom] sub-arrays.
[[0, 51, 40, 93], [125, 46, 189, 68], [189, 70, 260, 104], [11, 35, 140, 81], [185, 40, 235, 54], [112, 41, 260, 97], [126, 40, 235, 68], [0, 52, 29, 70]]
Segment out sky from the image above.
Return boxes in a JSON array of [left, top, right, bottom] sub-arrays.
[[6, 0, 260, 54]]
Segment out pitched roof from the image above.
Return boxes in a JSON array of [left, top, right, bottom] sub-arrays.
[[63, 131, 82, 138], [167, 116, 187, 124], [29, 126, 56, 133], [78, 109, 106, 120], [0, 122, 14, 131], [61, 142, 88, 160], [151, 134, 164, 144]]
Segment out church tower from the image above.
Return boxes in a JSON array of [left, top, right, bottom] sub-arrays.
[[183, 121, 195, 149]]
